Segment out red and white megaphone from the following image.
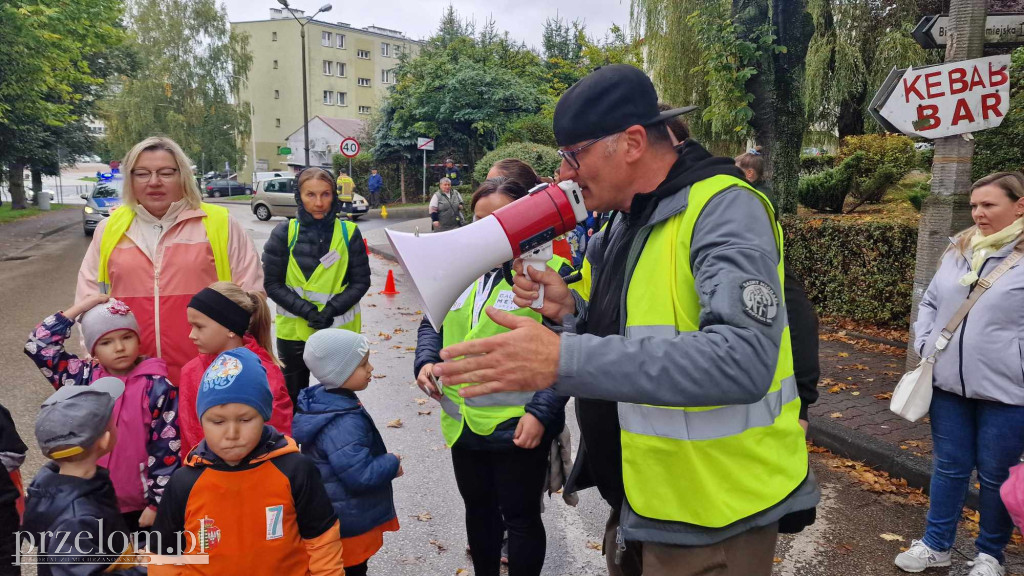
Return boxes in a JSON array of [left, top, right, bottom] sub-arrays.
[[386, 180, 588, 331]]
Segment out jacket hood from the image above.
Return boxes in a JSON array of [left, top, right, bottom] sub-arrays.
[[627, 140, 748, 224], [292, 385, 361, 446], [185, 425, 297, 469], [22, 463, 116, 533]]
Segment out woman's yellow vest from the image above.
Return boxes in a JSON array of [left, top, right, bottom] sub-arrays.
[[618, 175, 806, 528], [276, 219, 362, 341], [438, 257, 568, 447]]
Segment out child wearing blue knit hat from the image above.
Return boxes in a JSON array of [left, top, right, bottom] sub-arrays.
[[292, 330, 403, 576], [151, 347, 346, 575]]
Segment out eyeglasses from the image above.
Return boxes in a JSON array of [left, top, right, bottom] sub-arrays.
[[131, 168, 179, 182], [557, 135, 609, 170]]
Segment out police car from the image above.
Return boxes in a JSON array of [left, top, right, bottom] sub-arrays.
[[81, 173, 123, 236]]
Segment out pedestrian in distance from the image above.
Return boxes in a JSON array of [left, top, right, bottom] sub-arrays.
[[368, 168, 384, 208], [178, 282, 293, 458], [415, 177, 571, 576], [292, 330, 402, 576], [735, 147, 771, 206], [22, 378, 147, 575], [262, 166, 370, 407], [24, 295, 180, 533], [895, 171, 1024, 576], [336, 170, 356, 205], [76, 136, 264, 386], [430, 64, 819, 576], [0, 403, 26, 576], [151, 348, 345, 576], [430, 177, 464, 232], [444, 158, 461, 186]]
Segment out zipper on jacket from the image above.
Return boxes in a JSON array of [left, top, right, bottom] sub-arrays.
[[614, 526, 626, 565]]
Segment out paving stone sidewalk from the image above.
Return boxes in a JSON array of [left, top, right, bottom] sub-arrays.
[[807, 330, 954, 501], [0, 207, 81, 261]]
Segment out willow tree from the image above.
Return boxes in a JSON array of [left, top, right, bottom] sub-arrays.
[[632, 0, 813, 213], [101, 0, 252, 170], [804, 0, 934, 138]]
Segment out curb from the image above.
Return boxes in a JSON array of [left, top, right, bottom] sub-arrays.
[[822, 325, 908, 349], [39, 221, 78, 239], [367, 244, 397, 263], [809, 417, 980, 508]]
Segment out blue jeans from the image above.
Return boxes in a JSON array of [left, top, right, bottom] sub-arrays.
[[923, 388, 1024, 562]]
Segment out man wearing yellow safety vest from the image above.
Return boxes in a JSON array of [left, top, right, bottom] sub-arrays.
[[431, 64, 819, 576]]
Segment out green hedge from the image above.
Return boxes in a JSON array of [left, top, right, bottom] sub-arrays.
[[800, 154, 836, 175], [784, 216, 917, 327], [472, 142, 562, 184]]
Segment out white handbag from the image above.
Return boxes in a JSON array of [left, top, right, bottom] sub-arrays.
[[891, 244, 1024, 422]]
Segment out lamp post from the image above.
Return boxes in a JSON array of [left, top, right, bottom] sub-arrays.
[[277, 0, 332, 168]]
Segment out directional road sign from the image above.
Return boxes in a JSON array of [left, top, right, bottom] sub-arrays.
[[913, 14, 1024, 49]]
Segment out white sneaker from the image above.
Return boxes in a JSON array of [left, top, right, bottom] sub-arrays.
[[894, 540, 952, 572], [967, 553, 1005, 576]]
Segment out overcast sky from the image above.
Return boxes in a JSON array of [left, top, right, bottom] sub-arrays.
[[223, 0, 634, 51]]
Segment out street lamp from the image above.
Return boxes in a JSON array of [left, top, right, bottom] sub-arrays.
[[277, 0, 332, 168]]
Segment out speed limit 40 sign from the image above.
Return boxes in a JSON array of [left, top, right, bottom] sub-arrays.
[[340, 137, 360, 158]]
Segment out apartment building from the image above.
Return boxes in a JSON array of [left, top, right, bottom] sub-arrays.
[[233, 8, 421, 180]]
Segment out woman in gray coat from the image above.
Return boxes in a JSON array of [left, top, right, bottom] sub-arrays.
[[896, 172, 1024, 576]]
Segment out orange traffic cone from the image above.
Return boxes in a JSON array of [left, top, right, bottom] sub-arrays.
[[363, 238, 370, 256], [380, 269, 400, 295]]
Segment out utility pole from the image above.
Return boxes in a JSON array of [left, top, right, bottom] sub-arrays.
[[278, 0, 332, 168], [907, 0, 987, 367]]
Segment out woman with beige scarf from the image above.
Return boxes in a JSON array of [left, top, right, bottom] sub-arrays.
[[896, 172, 1024, 576]]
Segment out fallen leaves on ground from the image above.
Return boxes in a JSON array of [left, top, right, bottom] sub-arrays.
[[773, 557, 783, 563], [373, 374, 386, 379], [387, 419, 403, 428], [394, 327, 406, 334], [418, 410, 432, 416], [874, 392, 894, 400], [830, 412, 844, 418], [827, 455, 929, 505], [455, 570, 468, 575], [586, 541, 603, 552], [429, 539, 447, 553], [837, 352, 850, 358], [378, 332, 393, 341], [880, 533, 905, 542], [828, 382, 851, 394], [820, 319, 909, 346], [411, 512, 432, 522], [415, 398, 428, 405]]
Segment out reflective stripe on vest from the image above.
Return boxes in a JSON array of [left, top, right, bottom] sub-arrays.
[[619, 174, 807, 529], [97, 203, 232, 293], [438, 256, 568, 446], [276, 218, 362, 341]]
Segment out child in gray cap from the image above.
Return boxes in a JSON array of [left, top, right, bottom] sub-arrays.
[[21, 377, 147, 575], [292, 330, 402, 576]]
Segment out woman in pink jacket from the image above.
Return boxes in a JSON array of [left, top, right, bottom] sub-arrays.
[[76, 137, 263, 385]]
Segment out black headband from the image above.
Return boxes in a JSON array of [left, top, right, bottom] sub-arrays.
[[188, 288, 251, 336]]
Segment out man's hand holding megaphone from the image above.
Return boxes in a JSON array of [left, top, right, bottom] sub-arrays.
[[432, 259, 573, 398]]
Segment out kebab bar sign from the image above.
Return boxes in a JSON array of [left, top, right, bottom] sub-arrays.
[[872, 55, 1011, 138]]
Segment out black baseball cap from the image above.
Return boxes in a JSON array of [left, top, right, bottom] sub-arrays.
[[553, 64, 698, 147]]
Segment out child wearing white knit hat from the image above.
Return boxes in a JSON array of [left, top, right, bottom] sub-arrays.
[[292, 330, 402, 576]]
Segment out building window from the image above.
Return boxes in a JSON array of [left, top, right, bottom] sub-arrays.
[[357, 49, 370, 59], [381, 69, 393, 84], [336, 34, 345, 49], [357, 77, 371, 87], [381, 42, 390, 57], [274, 90, 280, 99], [359, 106, 371, 114], [337, 92, 347, 106], [322, 60, 332, 75], [336, 62, 346, 77], [275, 118, 281, 127], [323, 90, 334, 105], [321, 31, 332, 46], [394, 44, 402, 56], [272, 31, 278, 41], [273, 60, 278, 69]]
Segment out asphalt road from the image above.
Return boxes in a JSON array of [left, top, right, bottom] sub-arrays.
[[0, 207, 1018, 575]]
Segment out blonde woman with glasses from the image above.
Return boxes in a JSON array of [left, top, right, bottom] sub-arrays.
[[76, 137, 263, 385]]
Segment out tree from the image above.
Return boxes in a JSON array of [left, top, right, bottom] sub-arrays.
[[379, 8, 547, 175], [804, 0, 934, 138], [634, 0, 813, 213], [0, 0, 126, 209], [101, 0, 252, 173]]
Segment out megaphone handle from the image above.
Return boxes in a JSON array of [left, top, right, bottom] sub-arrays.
[[522, 243, 553, 309]]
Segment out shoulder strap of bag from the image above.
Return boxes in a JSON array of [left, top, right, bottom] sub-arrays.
[[933, 241, 1024, 354]]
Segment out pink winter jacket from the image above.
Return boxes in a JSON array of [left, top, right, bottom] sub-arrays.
[[76, 205, 264, 386]]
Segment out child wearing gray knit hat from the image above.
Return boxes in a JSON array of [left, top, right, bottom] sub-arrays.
[[292, 330, 402, 573]]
